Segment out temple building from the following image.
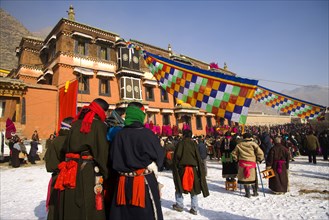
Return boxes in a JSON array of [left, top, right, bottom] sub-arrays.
[[0, 6, 265, 139]]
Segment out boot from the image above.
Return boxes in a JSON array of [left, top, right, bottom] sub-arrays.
[[244, 185, 251, 198], [252, 184, 259, 196]]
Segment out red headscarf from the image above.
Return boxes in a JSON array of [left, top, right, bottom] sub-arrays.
[[74, 101, 106, 134]]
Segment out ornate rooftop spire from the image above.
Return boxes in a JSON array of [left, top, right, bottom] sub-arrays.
[[224, 62, 228, 70], [168, 44, 172, 56], [68, 5, 75, 21]]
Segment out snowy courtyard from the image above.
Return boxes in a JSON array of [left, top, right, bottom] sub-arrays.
[[0, 156, 328, 220]]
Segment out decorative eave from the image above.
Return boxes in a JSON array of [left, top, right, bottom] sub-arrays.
[[21, 36, 44, 44], [143, 79, 158, 86], [130, 39, 169, 54], [146, 107, 160, 113], [174, 106, 200, 114], [60, 18, 119, 38], [0, 68, 10, 77], [161, 109, 174, 114], [116, 68, 145, 78], [0, 78, 27, 97]]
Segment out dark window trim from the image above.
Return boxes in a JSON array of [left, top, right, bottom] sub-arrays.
[[160, 88, 169, 103], [162, 114, 171, 125], [196, 115, 203, 130], [98, 78, 111, 97], [206, 116, 212, 128], [74, 39, 89, 56], [78, 75, 90, 94], [145, 86, 155, 101]]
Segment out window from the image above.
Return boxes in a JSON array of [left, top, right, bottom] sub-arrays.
[[162, 114, 170, 125], [120, 77, 141, 100], [99, 46, 110, 60], [206, 117, 212, 128], [74, 39, 89, 56], [145, 86, 154, 101], [196, 115, 203, 130], [160, 88, 169, 102], [147, 113, 156, 125], [78, 75, 90, 94], [99, 78, 110, 96], [49, 43, 56, 61], [21, 98, 26, 124], [0, 100, 5, 118], [219, 117, 225, 126], [119, 48, 139, 70]]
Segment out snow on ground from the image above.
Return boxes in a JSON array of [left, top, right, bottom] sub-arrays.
[[0, 156, 328, 220]]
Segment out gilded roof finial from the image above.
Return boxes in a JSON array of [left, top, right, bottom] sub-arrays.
[[67, 5, 75, 21], [224, 62, 228, 70], [168, 44, 172, 56]]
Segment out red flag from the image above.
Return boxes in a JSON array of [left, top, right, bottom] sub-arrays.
[[58, 80, 78, 132]]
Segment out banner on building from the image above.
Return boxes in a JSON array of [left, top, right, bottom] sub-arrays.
[[143, 51, 258, 124], [253, 85, 326, 120], [58, 80, 78, 132]]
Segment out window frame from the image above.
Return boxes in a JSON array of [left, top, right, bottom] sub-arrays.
[[145, 86, 155, 101], [98, 78, 111, 96], [120, 76, 142, 100], [74, 38, 89, 56], [160, 88, 169, 103], [78, 75, 90, 94], [196, 115, 203, 130], [206, 116, 212, 128], [162, 114, 170, 125]]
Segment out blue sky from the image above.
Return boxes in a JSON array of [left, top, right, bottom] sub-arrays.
[[1, 0, 328, 92]]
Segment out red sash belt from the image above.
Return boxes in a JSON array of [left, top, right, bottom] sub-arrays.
[[166, 151, 173, 160], [275, 160, 286, 174], [54, 153, 93, 191], [182, 166, 194, 192], [117, 168, 146, 208], [239, 160, 256, 179]]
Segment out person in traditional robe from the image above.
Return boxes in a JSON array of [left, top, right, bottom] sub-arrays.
[[29, 130, 39, 164], [54, 98, 109, 220], [232, 132, 264, 198], [108, 102, 165, 220], [266, 137, 290, 194], [44, 116, 73, 220], [11, 135, 21, 168], [220, 132, 238, 183], [172, 129, 209, 215], [305, 130, 320, 164]]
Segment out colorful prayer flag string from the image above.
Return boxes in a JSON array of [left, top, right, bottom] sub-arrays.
[[253, 85, 326, 120]]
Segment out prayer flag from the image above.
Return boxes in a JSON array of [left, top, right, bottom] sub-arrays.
[[143, 51, 258, 124], [253, 85, 326, 120]]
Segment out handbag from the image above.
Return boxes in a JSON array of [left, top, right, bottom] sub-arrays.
[[19, 152, 26, 159]]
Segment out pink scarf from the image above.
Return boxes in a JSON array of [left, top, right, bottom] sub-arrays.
[[239, 160, 256, 178]]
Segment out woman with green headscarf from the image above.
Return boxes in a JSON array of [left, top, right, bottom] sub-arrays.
[[108, 102, 165, 220]]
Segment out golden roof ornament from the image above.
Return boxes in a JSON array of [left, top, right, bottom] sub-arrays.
[[68, 5, 75, 21], [168, 44, 172, 56], [224, 62, 228, 70]]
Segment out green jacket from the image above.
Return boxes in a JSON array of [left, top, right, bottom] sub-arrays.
[[172, 138, 209, 197]]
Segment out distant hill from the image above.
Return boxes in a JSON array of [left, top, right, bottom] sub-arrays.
[[0, 8, 36, 71], [281, 85, 329, 107]]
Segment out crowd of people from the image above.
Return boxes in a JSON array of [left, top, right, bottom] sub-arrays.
[[4, 97, 326, 220], [6, 130, 42, 168]]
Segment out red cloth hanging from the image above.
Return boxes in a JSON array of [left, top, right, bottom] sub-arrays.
[[58, 80, 78, 132]]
